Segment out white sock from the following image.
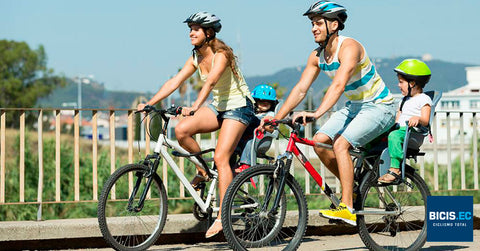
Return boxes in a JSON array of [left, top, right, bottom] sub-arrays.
[[346, 205, 354, 214]]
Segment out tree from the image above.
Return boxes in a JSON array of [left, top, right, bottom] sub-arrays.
[[268, 82, 287, 100], [0, 40, 66, 127]]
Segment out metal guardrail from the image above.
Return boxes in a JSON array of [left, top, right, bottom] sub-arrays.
[[0, 108, 479, 221]]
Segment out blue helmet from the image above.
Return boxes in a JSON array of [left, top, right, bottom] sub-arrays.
[[251, 84, 277, 101]]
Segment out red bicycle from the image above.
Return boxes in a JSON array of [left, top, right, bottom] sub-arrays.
[[221, 117, 430, 251]]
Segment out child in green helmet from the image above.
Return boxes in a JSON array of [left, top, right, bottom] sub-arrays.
[[378, 59, 433, 183]]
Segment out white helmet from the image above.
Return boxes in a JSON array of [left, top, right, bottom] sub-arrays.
[[184, 12, 222, 33]]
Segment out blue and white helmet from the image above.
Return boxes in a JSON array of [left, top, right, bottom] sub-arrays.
[[303, 1, 347, 30], [252, 84, 277, 101], [184, 11, 222, 33]]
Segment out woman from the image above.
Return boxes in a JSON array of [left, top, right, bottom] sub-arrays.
[[137, 11, 255, 238]]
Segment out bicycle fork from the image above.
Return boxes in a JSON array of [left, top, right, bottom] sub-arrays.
[[127, 156, 160, 212], [263, 157, 290, 216]]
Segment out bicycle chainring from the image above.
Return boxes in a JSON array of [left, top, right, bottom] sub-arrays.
[[193, 203, 208, 221]]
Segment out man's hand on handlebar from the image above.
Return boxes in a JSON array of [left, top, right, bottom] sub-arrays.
[[258, 115, 276, 133], [292, 111, 318, 126]]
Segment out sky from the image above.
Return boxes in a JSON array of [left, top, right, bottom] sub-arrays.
[[1, 0, 480, 92]]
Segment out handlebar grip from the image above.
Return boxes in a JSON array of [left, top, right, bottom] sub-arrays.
[[264, 119, 278, 126], [176, 107, 195, 116], [135, 104, 153, 114], [294, 116, 315, 124]]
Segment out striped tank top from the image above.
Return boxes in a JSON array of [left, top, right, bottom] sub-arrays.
[[319, 36, 393, 104]]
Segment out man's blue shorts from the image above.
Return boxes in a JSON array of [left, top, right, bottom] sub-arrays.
[[316, 101, 396, 148]]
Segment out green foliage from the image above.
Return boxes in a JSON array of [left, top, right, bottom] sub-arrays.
[[267, 82, 286, 100], [0, 40, 66, 127]]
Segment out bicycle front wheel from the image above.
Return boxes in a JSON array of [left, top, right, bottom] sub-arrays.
[[222, 164, 308, 251], [97, 164, 168, 251], [357, 167, 430, 251]]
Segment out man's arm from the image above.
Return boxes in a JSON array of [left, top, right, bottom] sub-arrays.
[[275, 50, 321, 119]]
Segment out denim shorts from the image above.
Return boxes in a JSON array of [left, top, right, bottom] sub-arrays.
[[316, 101, 396, 147], [208, 98, 255, 126]]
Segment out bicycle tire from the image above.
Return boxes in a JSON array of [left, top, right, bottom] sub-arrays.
[[222, 164, 308, 251], [357, 165, 430, 251], [98, 164, 168, 251]]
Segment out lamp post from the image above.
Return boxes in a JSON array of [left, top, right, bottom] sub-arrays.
[[77, 76, 82, 124]]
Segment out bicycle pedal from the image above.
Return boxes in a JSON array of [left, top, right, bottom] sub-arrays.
[[328, 219, 346, 225]]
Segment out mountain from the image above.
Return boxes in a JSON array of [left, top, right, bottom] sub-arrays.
[[37, 78, 152, 109], [38, 57, 474, 109], [245, 57, 473, 103]]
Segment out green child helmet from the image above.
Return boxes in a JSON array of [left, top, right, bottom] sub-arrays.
[[394, 59, 432, 87]]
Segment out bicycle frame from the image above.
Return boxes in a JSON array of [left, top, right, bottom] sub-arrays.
[[154, 135, 220, 213], [274, 126, 399, 216], [130, 107, 221, 215], [278, 132, 341, 208]]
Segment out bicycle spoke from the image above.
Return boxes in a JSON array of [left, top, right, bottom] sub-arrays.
[[98, 164, 168, 250], [222, 164, 308, 251], [358, 170, 429, 251]]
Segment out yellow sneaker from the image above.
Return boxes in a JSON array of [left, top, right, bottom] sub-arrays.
[[319, 202, 357, 226]]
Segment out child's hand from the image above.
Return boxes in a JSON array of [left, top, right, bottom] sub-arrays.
[[408, 116, 421, 127]]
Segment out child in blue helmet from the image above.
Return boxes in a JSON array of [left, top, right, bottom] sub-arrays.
[[235, 84, 278, 173]]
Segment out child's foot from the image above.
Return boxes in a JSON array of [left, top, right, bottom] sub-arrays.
[[234, 164, 256, 188], [234, 164, 250, 174], [378, 168, 401, 184]]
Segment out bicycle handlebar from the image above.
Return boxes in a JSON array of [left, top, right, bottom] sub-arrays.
[[264, 116, 315, 128], [135, 104, 194, 116]]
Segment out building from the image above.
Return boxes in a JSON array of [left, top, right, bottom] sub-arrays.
[[436, 66, 480, 145]]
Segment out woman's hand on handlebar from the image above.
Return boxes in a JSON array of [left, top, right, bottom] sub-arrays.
[[292, 111, 318, 126], [180, 106, 197, 116], [137, 103, 147, 113]]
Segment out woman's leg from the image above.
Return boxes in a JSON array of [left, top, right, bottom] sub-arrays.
[[175, 107, 220, 176], [206, 118, 247, 235]]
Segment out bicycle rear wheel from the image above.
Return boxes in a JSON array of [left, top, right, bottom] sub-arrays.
[[98, 164, 168, 251], [357, 166, 430, 251], [222, 164, 308, 251]]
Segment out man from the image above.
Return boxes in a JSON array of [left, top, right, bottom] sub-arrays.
[[263, 1, 396, 226]]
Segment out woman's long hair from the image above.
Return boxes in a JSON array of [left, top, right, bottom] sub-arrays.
[[204, 35, 240, 79]]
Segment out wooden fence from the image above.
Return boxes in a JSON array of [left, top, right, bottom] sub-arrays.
[[0, 108, 479, 220]]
